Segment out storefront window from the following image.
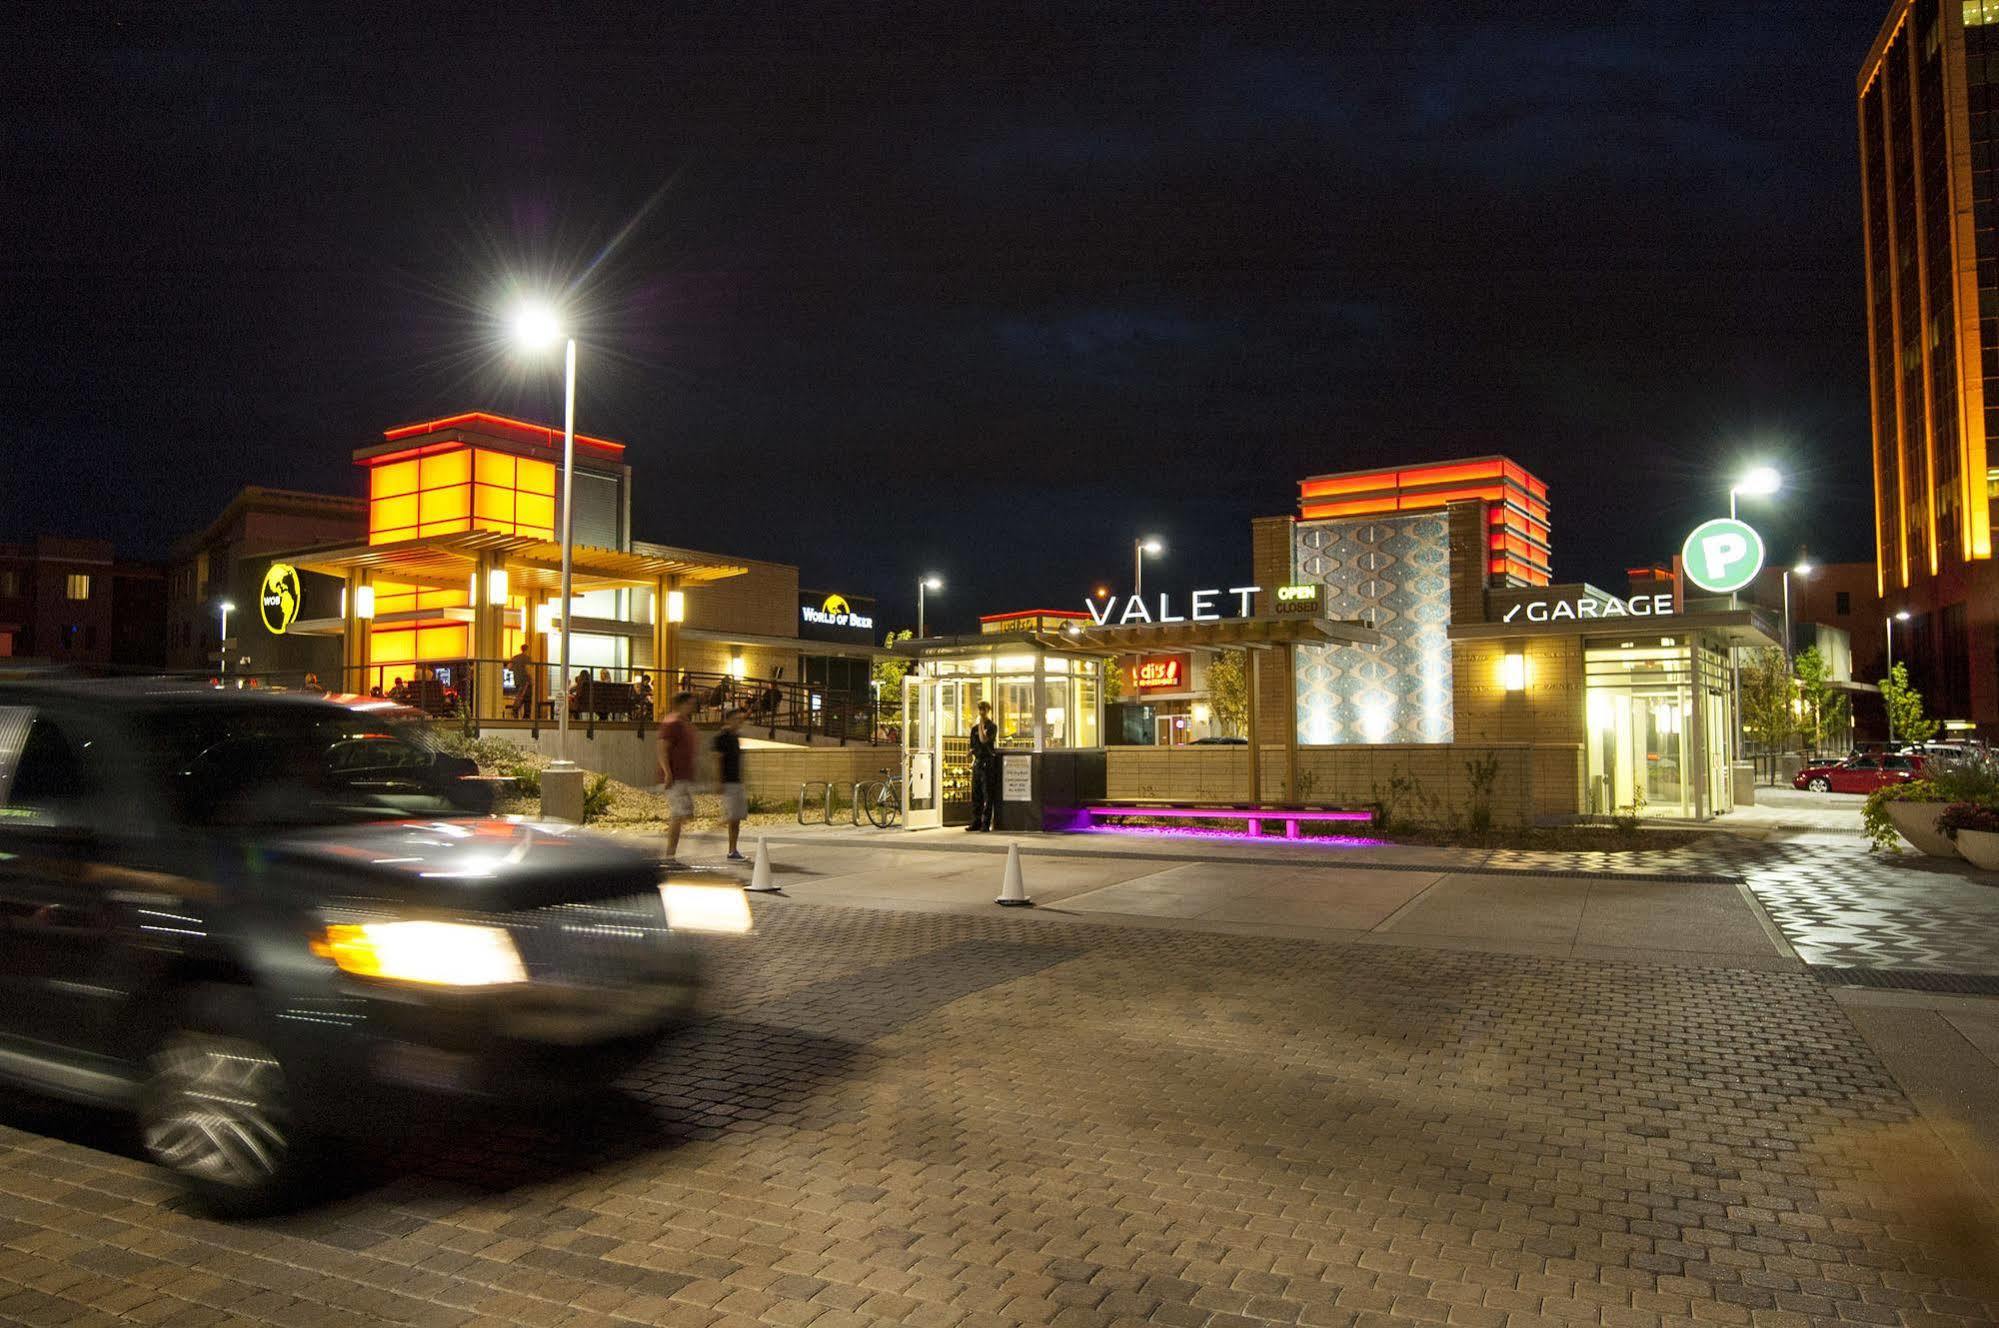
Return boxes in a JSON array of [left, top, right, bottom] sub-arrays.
[[995, 678, 1035, 747], [1074, 676, 1100, 747]]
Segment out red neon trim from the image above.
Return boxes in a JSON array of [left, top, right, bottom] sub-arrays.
[[381, 411, 626, 456], [978, 608, 1092, 622]]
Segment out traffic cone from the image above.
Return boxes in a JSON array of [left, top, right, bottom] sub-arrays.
[[745, 836, 782, 892], [995, 842, 1033, 907]]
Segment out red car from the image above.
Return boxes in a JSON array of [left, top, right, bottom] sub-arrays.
[[1793, 753, 1923, 794]]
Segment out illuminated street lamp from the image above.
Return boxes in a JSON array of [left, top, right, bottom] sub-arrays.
[[1134, 537, 1163, 597], [1722, 465, 1781, 761], [511, 298, 578, 762], [917, 575, 943, 639], [1729, 465, 1782, 519], [216, 601, 235, 677], [1781, 558, 1813, 667]]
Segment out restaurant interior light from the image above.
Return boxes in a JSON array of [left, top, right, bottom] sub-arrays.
[[1499, 652, 1528, 691]]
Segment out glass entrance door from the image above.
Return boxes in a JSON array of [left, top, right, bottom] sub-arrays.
[[903, 676, 938, 829], [1584, 640, 1697, 819]]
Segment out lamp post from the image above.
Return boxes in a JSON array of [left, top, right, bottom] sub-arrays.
[[1723, 465, 1781, 762], [917, 575, 943, 639], [1134, 537, 1163, 597], [1886, 610, 1911, 743], [216, 601, 235, 677], [512, 301, 577, 764], [1781, 559, 1813, 667]]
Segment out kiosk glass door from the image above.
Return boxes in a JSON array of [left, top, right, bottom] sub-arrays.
[[902, 676, 938, 829], [1584, 639, 1698, 819]]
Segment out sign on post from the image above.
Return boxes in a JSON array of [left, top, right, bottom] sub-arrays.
[[1680, 518, 1765, 594]]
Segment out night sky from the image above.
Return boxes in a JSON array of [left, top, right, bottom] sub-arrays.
[[5, 3, 1893, 633]]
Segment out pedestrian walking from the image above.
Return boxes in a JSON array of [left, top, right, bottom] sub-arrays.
[[716, 707, 749, 860], [656, 691, 699, 867], [968, 699, 1000, 831]]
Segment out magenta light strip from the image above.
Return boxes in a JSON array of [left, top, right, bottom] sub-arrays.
[[1072, 824, 1385, 848]]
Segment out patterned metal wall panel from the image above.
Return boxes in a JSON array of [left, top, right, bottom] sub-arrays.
[[1292, 513, 1454, 743]]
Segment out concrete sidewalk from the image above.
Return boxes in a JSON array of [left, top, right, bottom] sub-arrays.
[[638, 826, 1798, 970]]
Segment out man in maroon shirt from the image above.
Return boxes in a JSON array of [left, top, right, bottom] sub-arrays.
[[655, 691, 699, 865]]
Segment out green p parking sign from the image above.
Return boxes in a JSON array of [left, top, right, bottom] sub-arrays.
[[1681, 518, 1765, 594]]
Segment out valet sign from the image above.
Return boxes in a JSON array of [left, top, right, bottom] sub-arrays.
[[1681, 518, 1765, 594], [1084, 584, 1305, 625]]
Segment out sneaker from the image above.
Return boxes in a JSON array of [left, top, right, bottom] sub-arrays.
[[726, 850, 746, 861]]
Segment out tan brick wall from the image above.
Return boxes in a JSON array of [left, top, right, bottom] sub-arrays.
[[1452, 635, 1586, 746], [1447, 501, 1488, 625], [663, 556, 803, 685], [1106, 742, 1574, 826], [738, 746, 894, 803], [1247, 516, 1292, 752]]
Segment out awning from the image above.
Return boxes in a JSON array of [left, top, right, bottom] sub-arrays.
[[899, 615, 1385, 656], [269, 532, 747, 593], [679, 627, 895, 660]]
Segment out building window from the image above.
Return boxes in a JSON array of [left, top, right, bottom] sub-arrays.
[[65, 574, 90, 601], [0, 570, 15, 597], [1836, 591, 1852, 615]]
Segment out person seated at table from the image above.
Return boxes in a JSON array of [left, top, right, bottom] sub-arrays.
[[634, 673, 655, 720], [568, 668, 595, 716]]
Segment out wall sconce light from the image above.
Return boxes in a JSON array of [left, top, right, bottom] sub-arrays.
[[486, 568, 509, 606], [353, 586, 375, 620], [665, 589, 686, 623], [1499, 652, 1527, 691], [728, 653, 747, 680]]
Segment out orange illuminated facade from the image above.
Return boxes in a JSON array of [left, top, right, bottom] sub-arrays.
[[1855, 0, 1999, 732], [1297, 456, 1550, 586]]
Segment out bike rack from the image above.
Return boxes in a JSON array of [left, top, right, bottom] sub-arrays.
[[797, 780, 835, 826], [850, 781, 870, 826]]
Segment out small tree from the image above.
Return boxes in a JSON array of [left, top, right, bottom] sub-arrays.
[[872, 630, 913, 734], [1880, 662, 1940, 744], [1100, 655, 1126, 706], [1792, 645, 1850, 756], [1739, 647, 1796, 757], [1207, 648, 1250, 738]]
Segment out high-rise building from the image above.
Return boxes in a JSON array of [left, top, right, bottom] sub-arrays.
[[1858, 0, 1999, 732]]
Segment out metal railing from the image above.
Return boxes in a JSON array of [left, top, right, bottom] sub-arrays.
[[330, 659, 889, 745]]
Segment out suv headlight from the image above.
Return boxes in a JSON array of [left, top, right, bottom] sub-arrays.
[[313, 921, 528, 986]]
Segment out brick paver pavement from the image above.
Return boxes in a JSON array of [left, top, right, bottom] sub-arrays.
[[1, 901, 1993, 1328]]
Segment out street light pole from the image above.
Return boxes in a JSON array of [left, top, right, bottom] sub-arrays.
[[1885, 611, 1910, 744], [556, 336, 576, 762], [1134, 537, 1162, 598], [917, 575, 942, 639], [217, 602, 234, 677]]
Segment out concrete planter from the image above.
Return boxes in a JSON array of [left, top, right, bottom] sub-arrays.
[[1885, 800, 1959, 858], [1955, 828, 1999, 872]]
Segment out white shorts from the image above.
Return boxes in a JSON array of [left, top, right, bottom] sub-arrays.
[[721, 783, 748, 822], [664, 783, 695, 820]]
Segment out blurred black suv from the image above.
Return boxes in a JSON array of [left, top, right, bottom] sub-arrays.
[[0, 680, 708, 1214]]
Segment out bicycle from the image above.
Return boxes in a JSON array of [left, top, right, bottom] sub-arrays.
[[859, 767, 903, 829]]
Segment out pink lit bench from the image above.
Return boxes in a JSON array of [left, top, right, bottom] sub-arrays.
[[1076, 804, 1374, 839]]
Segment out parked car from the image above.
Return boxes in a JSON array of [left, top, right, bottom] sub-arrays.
[[1792, 753, 1923, 794], [0, 679, 722, 1214]]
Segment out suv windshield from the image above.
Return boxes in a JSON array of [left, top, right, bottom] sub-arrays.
[[138, 704, 471, 828]]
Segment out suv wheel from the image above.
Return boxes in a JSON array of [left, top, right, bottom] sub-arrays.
[[1808, 777, 1831, 792], [139, 986, 315, 1216]]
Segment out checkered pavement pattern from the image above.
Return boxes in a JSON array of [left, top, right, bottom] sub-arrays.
[[2, 903, 1992, 1328]]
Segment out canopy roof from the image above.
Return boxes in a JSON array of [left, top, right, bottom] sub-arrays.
[[899, 615, 1384, 656], [272, 531, 745, 593]]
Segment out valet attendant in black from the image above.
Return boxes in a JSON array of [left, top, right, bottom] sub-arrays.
[[968, 700, 1000, 831]]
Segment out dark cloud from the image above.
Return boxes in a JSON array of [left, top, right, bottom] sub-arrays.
[[1, 1, 1889, 629]]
